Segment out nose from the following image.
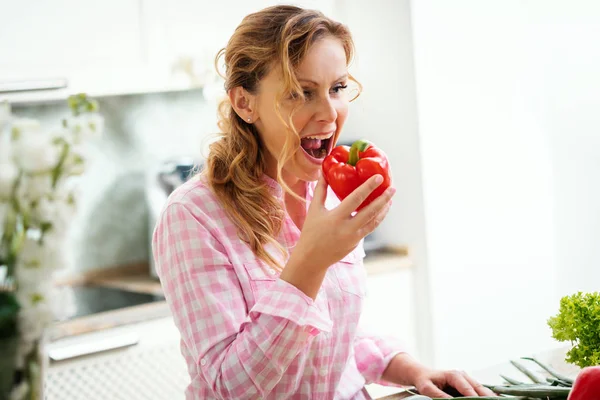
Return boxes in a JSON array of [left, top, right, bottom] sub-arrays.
[[315, 96, 337, 123]]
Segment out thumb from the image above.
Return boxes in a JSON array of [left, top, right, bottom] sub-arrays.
[[312, 171, 328, 207]]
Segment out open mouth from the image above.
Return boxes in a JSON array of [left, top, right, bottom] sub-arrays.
[[300, 135, 333, 160]]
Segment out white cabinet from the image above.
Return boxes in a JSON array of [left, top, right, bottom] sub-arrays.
[[362, 267, 416, 399], [45, 317, 189, 400], [0, 0, 164, 103], [1, 0, 337, 104], [362, 268, 416, 352], [0, 0, 143, 80], [142, 0, 337, 86]]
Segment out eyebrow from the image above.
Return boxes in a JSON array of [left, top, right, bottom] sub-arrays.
[[297, 74, 348, 86]]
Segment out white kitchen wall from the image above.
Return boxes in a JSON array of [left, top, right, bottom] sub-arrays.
[[410, 0, 600, 371], [518, 0, 600, 297]]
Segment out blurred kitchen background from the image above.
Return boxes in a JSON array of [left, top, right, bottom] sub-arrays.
[[1, 0, 599, 398]]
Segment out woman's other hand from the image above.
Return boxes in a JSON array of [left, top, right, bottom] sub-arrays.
[[383, 353, 499, 398]]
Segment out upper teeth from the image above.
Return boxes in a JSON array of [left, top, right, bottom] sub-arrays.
[[304, 134, 333, 140]]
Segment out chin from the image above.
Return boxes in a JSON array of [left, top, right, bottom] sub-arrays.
[[292, 150, 322, 182]]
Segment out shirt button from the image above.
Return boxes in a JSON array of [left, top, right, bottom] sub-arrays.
[[200, 358, 207, 366], [269, 268, 276, 275]]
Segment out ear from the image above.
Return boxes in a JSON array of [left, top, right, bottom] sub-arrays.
[[228, 86, 257, 124]]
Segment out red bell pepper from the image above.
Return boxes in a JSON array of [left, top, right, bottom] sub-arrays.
[[322, 139, 392, 211], [568, 366, 600, 400]]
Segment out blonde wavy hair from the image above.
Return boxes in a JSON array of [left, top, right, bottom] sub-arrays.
[[202, 5, 361, 270]]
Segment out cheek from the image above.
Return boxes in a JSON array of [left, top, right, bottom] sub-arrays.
[[257, 110, 289, 151], [336, 102, 349, 126], [291, 109, 313, 134], [331, 101, 349, 136]]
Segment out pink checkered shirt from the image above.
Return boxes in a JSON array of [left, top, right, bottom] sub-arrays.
[[152, 174, 405, 399]]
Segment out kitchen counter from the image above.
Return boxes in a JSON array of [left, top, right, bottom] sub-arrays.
[[48, 251, 411, 341]]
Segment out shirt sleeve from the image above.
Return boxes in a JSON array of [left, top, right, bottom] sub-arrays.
[[152, 202, 333, 399], [353, 324, 407, 385]]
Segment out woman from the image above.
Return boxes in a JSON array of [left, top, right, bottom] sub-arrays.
[[152, 5, 496, 399]]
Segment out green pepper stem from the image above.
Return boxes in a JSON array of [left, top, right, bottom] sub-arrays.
[[348, 139, 371, 166]]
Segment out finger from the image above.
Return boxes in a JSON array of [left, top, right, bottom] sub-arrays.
[[335, 174, 383, 216], [311, 171, 328, 208], [461, 371, 498, 396], [417, 381, 451, 398], [447, 372, 478, 397], [355, 195, 392, 238], [351, 185, 395, 229]]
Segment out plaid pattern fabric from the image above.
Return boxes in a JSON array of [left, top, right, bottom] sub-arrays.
[[152, 174, 404, 399]]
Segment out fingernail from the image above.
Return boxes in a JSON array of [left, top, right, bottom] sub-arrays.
[[375, 175, 383, 185]]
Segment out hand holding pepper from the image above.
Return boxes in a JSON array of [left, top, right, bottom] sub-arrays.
[[322, 139, 392, 211], [281, 173, 396, 299]]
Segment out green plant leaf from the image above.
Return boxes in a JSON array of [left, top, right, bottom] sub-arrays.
[[548, 291, 600, 368]]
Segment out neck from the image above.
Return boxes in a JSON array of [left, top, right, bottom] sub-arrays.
[[264, 159, 307, 230], [264, 158, 304, 197]]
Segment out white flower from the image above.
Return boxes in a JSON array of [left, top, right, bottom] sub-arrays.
[[48, 128, 90, 177], [4, 97, 102, 380], [16, 174, 79, 233], [28, 191, 77, 234], [14, 263, 44, 289], [61, 145, 87, 176], [10, 118, 41, 140], [15, 235, 69, 282], [65, 113, 104, 143], [15, 284, 55, 367], [16, 173, 54, 204], [0, 161, 18, 198], [13, 138, 60, 174], [14, 284, 69, 369], [11, 121, 60, 173]]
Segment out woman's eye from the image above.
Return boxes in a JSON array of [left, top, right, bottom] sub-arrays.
[[289, 85, 347, 102], [332, 84, 348, 94]]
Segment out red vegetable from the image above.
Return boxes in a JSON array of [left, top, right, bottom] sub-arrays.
[[322, 139, 392, 211], [568, 366, 600, 400]]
